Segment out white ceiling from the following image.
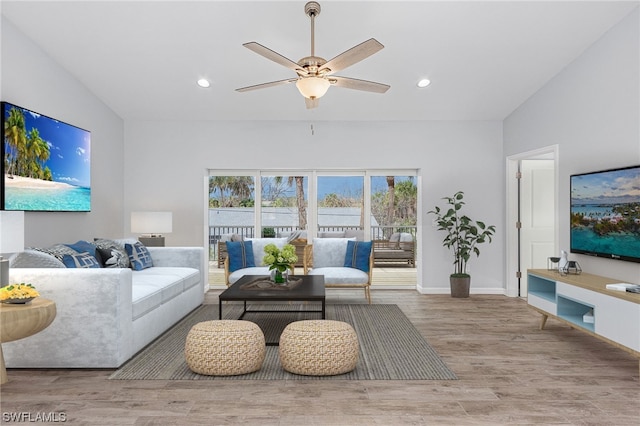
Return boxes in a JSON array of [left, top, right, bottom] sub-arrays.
[[2, 1, 638, 122]]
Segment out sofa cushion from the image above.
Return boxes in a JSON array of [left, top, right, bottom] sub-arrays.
[[62, 252, 101, 268], [246, 238, 287, 266], [228, 266, 271, 284], [10, 249, 66, 268], [135, 267, 200, 290], [227, 241, 255, 272], [125, 242, 154, 271], [307, 267, 369, 284], [94, 238, 130, 268], [344, 240, 372, 272], [312, 238, 355, 268]]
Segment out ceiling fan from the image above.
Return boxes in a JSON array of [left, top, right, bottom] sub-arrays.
[[236, 1, 390, 109]]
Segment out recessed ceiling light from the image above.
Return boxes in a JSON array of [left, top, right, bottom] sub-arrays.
[[197, 78, 211, 88], [417, 78, 431, 88]]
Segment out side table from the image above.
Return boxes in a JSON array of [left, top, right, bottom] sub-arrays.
[[0, 298, 56, 384]]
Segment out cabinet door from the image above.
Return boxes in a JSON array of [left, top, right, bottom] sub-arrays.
[[558, 282, 640, 351], [595, 296, 640, 352]]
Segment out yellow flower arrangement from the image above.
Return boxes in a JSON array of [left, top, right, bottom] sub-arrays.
[[0, 283, 40, 301]]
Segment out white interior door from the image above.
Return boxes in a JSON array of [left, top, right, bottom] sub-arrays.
[[520, 159, 555, 295]]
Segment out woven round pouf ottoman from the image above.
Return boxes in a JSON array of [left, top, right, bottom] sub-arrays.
[[279, 320, 359, 376], [185, 320, 265, 376]]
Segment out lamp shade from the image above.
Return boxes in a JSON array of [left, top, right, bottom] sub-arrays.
[[296, 77, 330, 99], [0, 211, 25, 254], [131, 212, 172, 234]]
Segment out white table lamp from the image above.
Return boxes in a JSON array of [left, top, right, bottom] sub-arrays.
[[131, 212, 172, 247], [0, 211, 25, 286]]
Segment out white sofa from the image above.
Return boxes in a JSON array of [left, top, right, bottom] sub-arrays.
[[4, 246, 204, 368]]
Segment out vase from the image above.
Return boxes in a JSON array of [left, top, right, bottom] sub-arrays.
[[272, 270, 286, 284], [449, 276, 470, 298]]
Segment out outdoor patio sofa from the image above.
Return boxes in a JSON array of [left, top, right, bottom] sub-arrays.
[[373, 232, 415, 267]]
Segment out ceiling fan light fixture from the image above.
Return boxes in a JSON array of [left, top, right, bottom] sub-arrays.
[[296, 76, 330, 99]]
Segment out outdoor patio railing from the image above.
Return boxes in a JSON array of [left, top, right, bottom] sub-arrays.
[[208, 225, 416, 259]]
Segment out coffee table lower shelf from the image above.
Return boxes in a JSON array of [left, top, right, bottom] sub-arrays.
[[218, 275, 326, 346]]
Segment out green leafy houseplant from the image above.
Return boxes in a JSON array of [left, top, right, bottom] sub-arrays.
[[428, 191, 496, 278]]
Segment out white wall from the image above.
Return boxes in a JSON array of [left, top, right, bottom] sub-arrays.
[[504, 9, 640, 284], [1, 18, 125, 247], [125, 120, 505, 293]]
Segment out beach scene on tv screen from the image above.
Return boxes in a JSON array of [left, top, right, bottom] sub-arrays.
[[570, 167, 640, 260], [3, 104, 90, 211]]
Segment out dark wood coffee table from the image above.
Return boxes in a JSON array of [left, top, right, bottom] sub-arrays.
[[218, 275, 326, 321]]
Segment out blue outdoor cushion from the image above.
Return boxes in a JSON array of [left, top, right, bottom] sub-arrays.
[[125, 242, 154, 271], [227, 240, 255, 272], [344, 240, 372, 272]]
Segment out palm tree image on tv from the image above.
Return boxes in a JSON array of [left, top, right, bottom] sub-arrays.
[[570, 166, 640, 261], [2, 103, 91, 211]]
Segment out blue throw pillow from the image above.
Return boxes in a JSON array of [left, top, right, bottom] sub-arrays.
[[344, 240, 372, 272], [227, 240, 255, 272], [125, 242, 154, 271], [64, 240, 98, 258], [62, 252, 101, 268]]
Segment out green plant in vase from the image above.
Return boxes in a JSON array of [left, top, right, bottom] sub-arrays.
[[263, 243, 298, 284]]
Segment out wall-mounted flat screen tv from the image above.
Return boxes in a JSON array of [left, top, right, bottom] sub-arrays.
[[570, 165, 640, 263], [1, 101, 91, 211]]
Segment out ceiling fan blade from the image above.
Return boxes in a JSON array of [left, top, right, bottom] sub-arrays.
[[236, 78, 298, 92], [319, 38, 384, 75], [330, 76, 390, 93], [305, 98, 319, 109], [243, 42, 306, 74]]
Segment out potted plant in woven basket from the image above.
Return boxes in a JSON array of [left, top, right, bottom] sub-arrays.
[[428, 191, 496, 298]]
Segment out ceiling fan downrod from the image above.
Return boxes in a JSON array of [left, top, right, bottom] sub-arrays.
[[305, 2, 321, 58]]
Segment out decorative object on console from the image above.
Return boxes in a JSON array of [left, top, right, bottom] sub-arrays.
[[547, 256, 561, 271], [0, 211, 25, 286], [428, 191, 496, 298], [131, 211, 172, 247], [560, 260, 582, 275]]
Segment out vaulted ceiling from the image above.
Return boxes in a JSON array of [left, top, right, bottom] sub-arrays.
[[2, 1, 637, 121]]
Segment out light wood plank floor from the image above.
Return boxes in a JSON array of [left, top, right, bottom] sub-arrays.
[[1, 290, 638, 425]]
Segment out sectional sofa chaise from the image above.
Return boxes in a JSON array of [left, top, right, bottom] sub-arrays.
[[4, 239, 205, 368]]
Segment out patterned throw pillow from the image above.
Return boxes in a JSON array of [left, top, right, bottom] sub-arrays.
[[62, 252, 101, 268], [226, 241, 255, 272], [31, 244, 79, 262], [344, 240, 372, 273], [93, 238, 130, 268], [125, 242, 154, 271]]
